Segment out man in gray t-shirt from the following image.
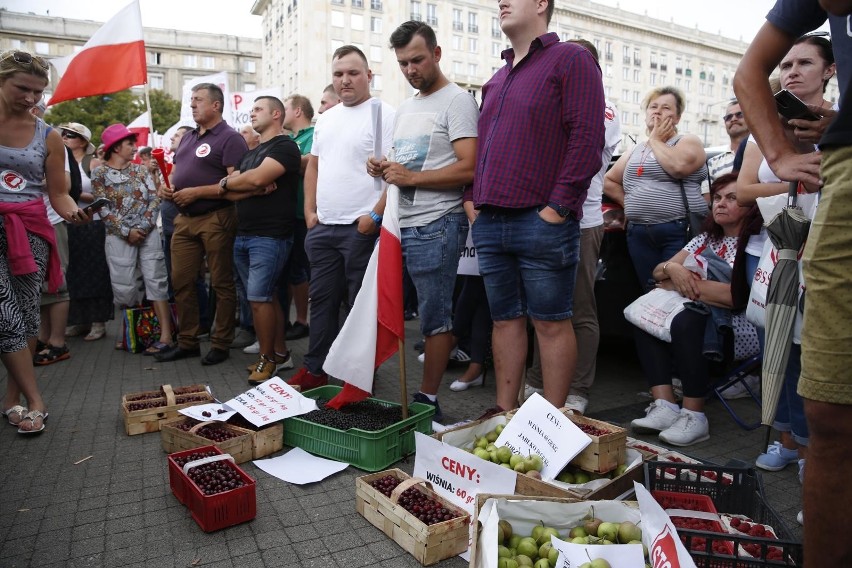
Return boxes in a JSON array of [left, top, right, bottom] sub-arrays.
[[368, 21, 479, 420]]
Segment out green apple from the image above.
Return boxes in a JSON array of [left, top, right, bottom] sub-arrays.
[[510, 454, 525, 469], [538, 527, 560, 546], [486, 443, 498, 453], [568, 526, 587, 539], [597, 522, 618, 542], [501, 463, 513, 469], [614, 463, 629, 476], [508, 535, 523, 550], [618, 521, 642, 543], [571, 536, 589, 545], [531, 522, 546, 541], [548, 547, 559, 565], [590, 560, 612, 568], [498, 545, 512, 558], [495, 423, 505, 435], [513, 461, 527, 473], [556, 471, 576, 484], [517, 537, 539, 559], [486, 429, 499, 443], [474, 448, 491, 461], [534, 559, 549, 568], [538, 542, 553, 560], [475, 436, 488, 449], [515, 554, 534, 567], [574, 471, 591, 484], [496, 446, 513, 464], [528, 455, 544, 471]]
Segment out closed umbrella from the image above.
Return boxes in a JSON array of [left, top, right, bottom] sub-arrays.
[[761, 181, 811, 426]]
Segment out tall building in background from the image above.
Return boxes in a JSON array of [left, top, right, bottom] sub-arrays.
[[0, 9, 261, 102], [251, 0, 836, 150]]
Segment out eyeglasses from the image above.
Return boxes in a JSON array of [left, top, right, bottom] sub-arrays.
[[0, 51, 50, 72], [723, 111, 744, 122], [61, 131, 82, 139]]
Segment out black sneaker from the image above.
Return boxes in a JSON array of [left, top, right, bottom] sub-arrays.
[[412, 392, 442, 422], [285, 321, 309, 340]]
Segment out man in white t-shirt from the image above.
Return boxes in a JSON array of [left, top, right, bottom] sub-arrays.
[[288, 45, 395, 390], [525, 39, 622, 414], [700, 100, 750, 199], [367, 21, 479, 421]]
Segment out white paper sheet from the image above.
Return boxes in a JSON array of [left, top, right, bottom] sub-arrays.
[[178, 402, 236, 422], [253, 447, 348, 485], [223, 377, 318, 427]]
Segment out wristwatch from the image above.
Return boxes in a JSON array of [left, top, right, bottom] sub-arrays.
[[219, 176, 229, 192], [547, 202, 570, 218]]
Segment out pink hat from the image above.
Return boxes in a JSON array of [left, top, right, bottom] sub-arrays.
[[100, 123, 138, 153]]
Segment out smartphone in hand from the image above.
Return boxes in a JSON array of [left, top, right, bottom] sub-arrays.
[[775, 89, 821, 121], [85, 197, 112, 214]]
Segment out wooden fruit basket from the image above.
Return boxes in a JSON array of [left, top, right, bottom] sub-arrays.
[[121, 385, 214, 436], [355, 468, 470, 566], [566, 413, 626, 474], [226, 415, 284, 460], [160, 417, 254, 463]]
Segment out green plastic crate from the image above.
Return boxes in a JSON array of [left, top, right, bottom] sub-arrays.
[[284, 386, 435, 471]]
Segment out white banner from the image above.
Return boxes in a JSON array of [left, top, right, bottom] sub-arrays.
[[179, 71, 234, 126], [231, 87, 285, 129], [223, 377, 317, 427], [457, 229, 479, 276]]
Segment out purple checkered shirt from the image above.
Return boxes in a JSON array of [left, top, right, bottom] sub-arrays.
[[469, 33, 605, 219]]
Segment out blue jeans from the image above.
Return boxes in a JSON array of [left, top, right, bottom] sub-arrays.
[[233, 235, 292, 302], [472, 207, 580, 321], [401, 213, 468, 336], [627, 219, 689, 289], [773, 343, 809, 446]]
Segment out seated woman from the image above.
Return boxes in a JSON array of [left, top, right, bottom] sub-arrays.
[[630, 173, 759, 446], [90, 124, 174, 354]]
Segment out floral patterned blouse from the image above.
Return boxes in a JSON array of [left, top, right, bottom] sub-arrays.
[[90, 163, 160, 239]]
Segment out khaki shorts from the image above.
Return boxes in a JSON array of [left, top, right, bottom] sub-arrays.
[[40, 221, 70, 305], [799, 145, 852, 404]]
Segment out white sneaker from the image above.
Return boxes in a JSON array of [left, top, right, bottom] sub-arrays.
[[798, 458, 805, 485], [720, 374, 761, 400], [565, 394, 589, 414], [417, 352, 425, 364], [631, 400, 681, 434], [243, 340, 260, 354], [797, 510, 803, 525], [275, 351, 294, 373], [658, 410, 710, 447], [524, 384, 543, 401]]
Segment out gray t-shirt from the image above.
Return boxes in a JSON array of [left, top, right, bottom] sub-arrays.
[[0, 118, 49, 203], [393, 83, 479, 228]]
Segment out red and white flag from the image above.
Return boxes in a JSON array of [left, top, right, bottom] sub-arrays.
[[128, 110, 150, 147], [324, 184, 404, 407], [49, 1, 146, 106]]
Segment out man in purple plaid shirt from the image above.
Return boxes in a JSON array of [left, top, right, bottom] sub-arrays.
[[466, 0, 605, 414]]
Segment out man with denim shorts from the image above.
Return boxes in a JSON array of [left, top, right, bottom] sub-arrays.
[[735, 0, 852, 561], [220, 96, 301, 384], [467, 0, 605, 414], [368, 21, 479, 420]]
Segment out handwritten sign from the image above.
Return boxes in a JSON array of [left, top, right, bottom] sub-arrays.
[[223, 377, 317, 427], [494, 393, 590, 480]]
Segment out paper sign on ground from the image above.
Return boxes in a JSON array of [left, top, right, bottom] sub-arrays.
[[179, 403, 235, 422], [254, 447, 348, 485], [551, 536, 645, 567], [224, 377, 317, 427], [494, 392, 590, 480]]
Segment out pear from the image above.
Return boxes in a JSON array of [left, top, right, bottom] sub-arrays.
[[590, 560, 611, 568], [574, 471, 591, 484], [474, 448, 491, 461], [571, 536, 589, 545], [517, 537, 539, 559], [475, 436, 488, 449], [498, 545, 512, 558], [537, 527, 560, 547], [538, 542, 553, 560], [515, 554, 534, 567], [568, 526, 587, 539], [508, 534, 523, 550], [531, 522, 546, 541], [510, 454, 525, 469], [485, 430, 499, 443], [614, 463, 629, 476], [548, 547, 559, 566], [583, 517, 602, 537], [533, 559, 549, 568], [526, 470, 542, 479], [597, 522, 619, 542], [618, 521, 642, 544], [556, 471, 576, 484], [495, 423, 505, 435], [499, 520, 514, 542]]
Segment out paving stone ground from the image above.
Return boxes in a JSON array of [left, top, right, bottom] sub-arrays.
[[0, 319, 802, 567]]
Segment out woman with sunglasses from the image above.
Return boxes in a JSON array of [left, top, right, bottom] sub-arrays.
[[736, 34, 836, 496], [0, 50, 89, 434], [60, 123, 113, 343]]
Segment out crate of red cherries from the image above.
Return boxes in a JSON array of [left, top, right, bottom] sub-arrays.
[[167, 446, 256, 532], [355, 468, 470, 565], [160, 417, 254, 463]]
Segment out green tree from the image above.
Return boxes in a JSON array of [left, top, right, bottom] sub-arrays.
[[44, 89, 182, 146]]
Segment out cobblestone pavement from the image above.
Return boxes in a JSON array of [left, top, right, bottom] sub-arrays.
[[0, 320, 801, 567]]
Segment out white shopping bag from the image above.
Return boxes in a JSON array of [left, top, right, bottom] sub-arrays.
[[623, 288, 689, 342]]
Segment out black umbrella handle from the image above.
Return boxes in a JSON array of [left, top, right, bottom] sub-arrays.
[[788, 181, 798, 208]]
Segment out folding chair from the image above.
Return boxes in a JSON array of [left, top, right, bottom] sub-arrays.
[[712, 354, 762, 430]]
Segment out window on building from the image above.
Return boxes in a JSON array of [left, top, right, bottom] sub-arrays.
[[410, 0, 421, 20], [621, 110, 629, 124], [650, 52, 658, 69], [605, 64, 612, 78], [605, 41, 613, 61], [469, 63, 478, 77], [371, 0, 382, 10], [331, 39, 344, 52], [244, 83, 256, 92], [10, 39, 23, 50], [34, 42, 49, 55], [352, 14, 364, 30], [633, 69, 640, 82], [593, 38, 600, 52], [453, 35, 462, 50], [492, 42, 501, 57], [147, 51, 162, 66], [331, 0, 343, 4], [245, 60, 256, 73], [370, 74, 382, 90], [468, 11, 478, 33], [699, 82, 706, 95], [453, 9, 463, 31], [650, 72, 656, 86], [469, 38, 477, 53], [660, 52, 668, 72], [622, 67, 629, 80], [371, 16, 382, 33], [454, 61, 462, 75], [492, 17, 500, 38], [202, 56, 214, 69], [184, 54, 197, 67], [633, 112, 640, 125], [149, 74, 164, 90], [685, 79, 691, 91], [370, 45, 383, 62], [426, 3, 437, 26], [621, 89, 629, 101], [331, 10, 345, 27], [675, 77, 681, 87], [676, 57, 683, 74], [633, 48, 641, 66], [633, 90, 640, 103], [622, 44, 630, 64]]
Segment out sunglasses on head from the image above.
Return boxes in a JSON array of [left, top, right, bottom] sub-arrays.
[[61, 131, 82, 139], [1, 51, 50, 72], [723, 111, 744, 122]]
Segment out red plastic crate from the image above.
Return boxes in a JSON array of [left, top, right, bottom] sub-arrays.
[[183, 455, 257, 532], [653, 490, 718, 514], [167, 445, 224, 505]]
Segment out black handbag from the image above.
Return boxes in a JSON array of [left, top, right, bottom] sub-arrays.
[[677, 173, 708, 239]]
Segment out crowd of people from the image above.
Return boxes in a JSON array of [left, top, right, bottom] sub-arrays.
[[1, 0, 850, 563]]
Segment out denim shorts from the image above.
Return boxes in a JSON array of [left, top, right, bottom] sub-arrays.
[[472, 207, 580, 321], [401, 212, 468, 336], [233, 235, 292, 302]]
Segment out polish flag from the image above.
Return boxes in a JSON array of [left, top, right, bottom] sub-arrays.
[[128, 110, 151, 147], [324, 184, 404, 408], [49, 1, 146, 106]]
